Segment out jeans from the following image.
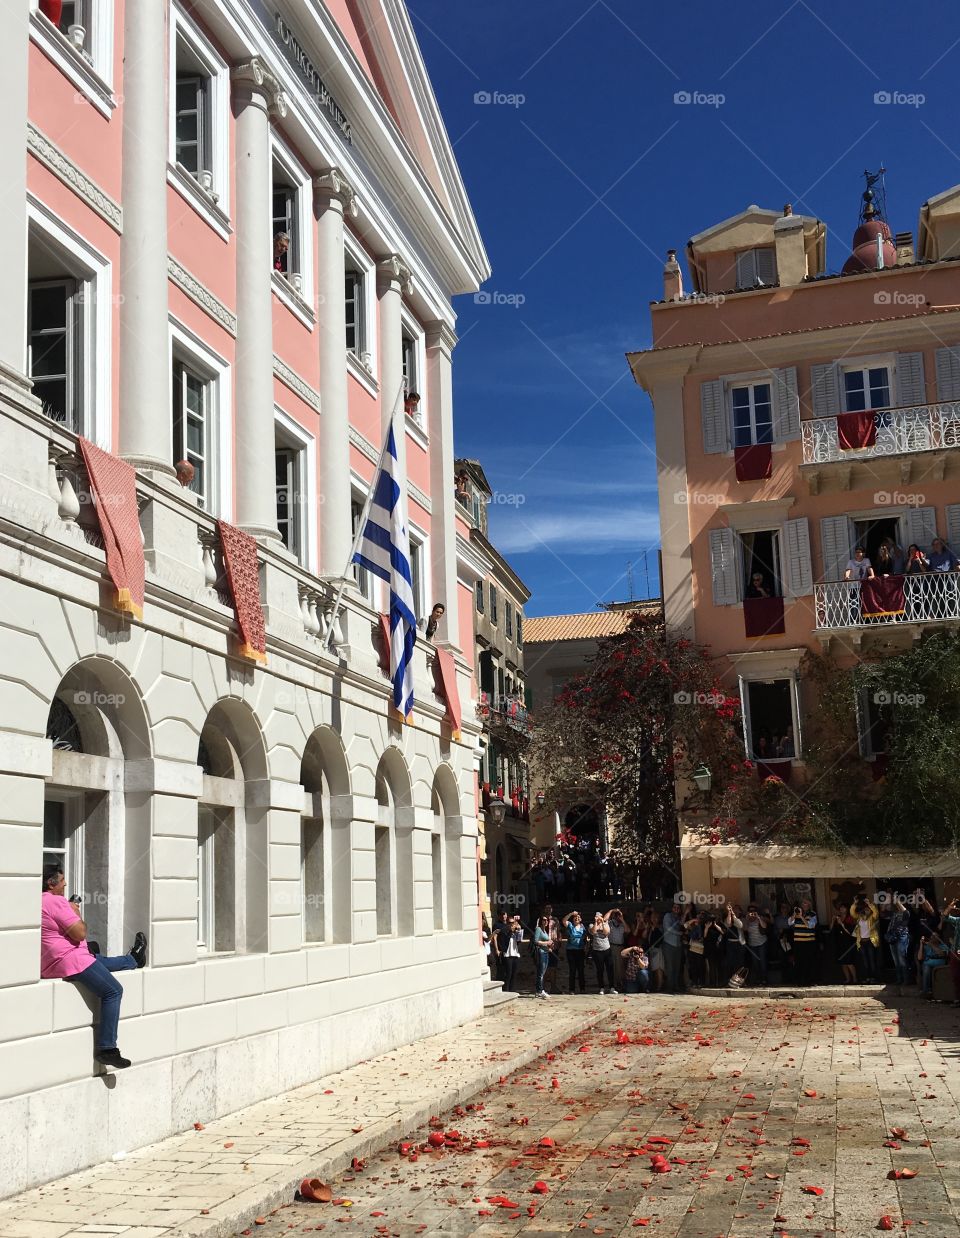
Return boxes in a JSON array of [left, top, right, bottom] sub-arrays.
[[593, 950, 613, 989], [625, 969, 649, 994], [858, 940, 880, 981], [567, 949, 586, 992], [68, 954, 137, 1051], [891, 937, 910, 986], [662, 943, 683, 991], [535, 948, 549, 994]]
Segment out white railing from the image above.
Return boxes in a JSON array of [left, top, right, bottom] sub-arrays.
[[801, 401, 960, 465], [815, 573, 960, 630]]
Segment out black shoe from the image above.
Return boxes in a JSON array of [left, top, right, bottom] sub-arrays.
[[95, 1048, 131, 1069], [130, 932, 147, 968]]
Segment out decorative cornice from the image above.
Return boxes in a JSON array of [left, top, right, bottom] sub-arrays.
[[349, 426, 378, 465], [167, 257, 237, 336], [315, 167, 358, 218], [377, 253, 413, 294], [273, 357, 321, 412], [27, 124, 122, 232], [232, 58, 287, 118], [424, 320, 458, 354], [407, 481, 432, 514]]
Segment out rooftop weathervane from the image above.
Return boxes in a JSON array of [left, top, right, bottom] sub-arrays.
[[859, 167, 888, 223]]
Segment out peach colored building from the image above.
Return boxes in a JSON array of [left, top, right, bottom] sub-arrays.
[[0, 0, 490, 1191], [628, 185, 960, 914]]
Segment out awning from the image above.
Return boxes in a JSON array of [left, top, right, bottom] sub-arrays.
[[78, 437, 145, 621], [216, 519, 267, 664], [433, 647, 461, 740], [681, 832, 960, 879]]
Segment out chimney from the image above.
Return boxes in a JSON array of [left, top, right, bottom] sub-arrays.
[[894, 230, 915, 265], [773, 203, 806, 286], [663, 249, 684, 301]]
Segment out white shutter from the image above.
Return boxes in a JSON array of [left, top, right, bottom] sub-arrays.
[[946, 504, 960, 555], [782, 518, 813, 597], [906, 506, 937, 552], [772, 366, 800, 441], [735, 251, 755, 290], [700, 379, 729, 454], [709, 527, 739, 605], [810, 362, 841, 418], [738, 676, 752, 758], [820, 515, 853, 582], [756, 247, 777, 286], [896, 352, 926, 408], [935, 346, 960, 400]]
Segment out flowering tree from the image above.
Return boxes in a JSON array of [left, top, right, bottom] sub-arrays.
[[530, 612, 747, 870]]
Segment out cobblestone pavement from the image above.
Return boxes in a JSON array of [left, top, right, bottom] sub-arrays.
[[0, 995, 612, 1238], [250, 994, 960, 1238]]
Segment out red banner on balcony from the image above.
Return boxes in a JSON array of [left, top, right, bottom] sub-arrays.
[[836, 410, 877, 450], [860, 573, 905, 618], [216, 520, 267, 664], [743, 594, 785, 637], [433, 647, 461, 740], [734, 442, 772, 481], [756, 759, 792, 784], [78, 437, 145, 621]]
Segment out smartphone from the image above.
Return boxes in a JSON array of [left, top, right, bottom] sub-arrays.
[[68, 892, 81, 904]]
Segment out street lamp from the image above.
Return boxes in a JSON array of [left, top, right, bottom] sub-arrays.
[[486, 794, 507, 826], [692, 763, 713, 794]]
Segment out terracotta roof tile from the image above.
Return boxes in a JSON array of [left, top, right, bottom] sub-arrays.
[[524, 603, 661, 644]]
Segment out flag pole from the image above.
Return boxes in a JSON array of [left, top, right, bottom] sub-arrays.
[[323, 381, 407, 651]]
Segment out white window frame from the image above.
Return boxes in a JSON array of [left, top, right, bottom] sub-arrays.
[[43, 791, 85, 900], [270, 137, 314, 323], [197, 804, 217, 952], [29, 0, 116, 117], [400, 308, 427, 439], [169, 320, 231, 518], [274, 408, 316, 571], [841, 353, 895, 413], [26, 198, 112, 448], [168, 5, 230, 234], [729, 379, 774, 448], [738, 673, 802, 761], [740, 527, 783, 599], [344, 235, 377, 392], [351, 477, 378, 607], [409, 522, 429, 625]]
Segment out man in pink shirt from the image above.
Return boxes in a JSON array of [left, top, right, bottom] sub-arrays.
[[41, 865, 147, 1069]]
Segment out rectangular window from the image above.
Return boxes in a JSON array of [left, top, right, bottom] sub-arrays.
[[505, 601, 513, 640], [489, 584, 499, 626], [272, 161, 298, 276], [57, 1, 91, 55], [402, 329, 418, 397], [275, 444, 303, 562], [352, 499, 373, 602], [173, 360, 210, 508], [174, 68, 209, 177], [475, 580, 484, 613], [410, 539, 424, 622], [43, 796, 83, 898], [345, 268, 365, 354], [730, 381, 773, 448], [735, 247, 777, 290], [197, 806, 216, 951], [742, 678, 798, 761], [844, 365, 891, 412], [516, 612, 523, 646], [858, 689, 892, 758], [28, 279, 83, 431], [742, 529, 782, 598]]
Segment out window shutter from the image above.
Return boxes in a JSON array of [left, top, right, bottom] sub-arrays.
[[756, 247, 777, 286], [700, 379, 728, 454], [772, 366, 800, 441], [896, 352, 926, 407], [820, 515, 853, 582], [738, 676, 752, 758], [810, 362, 841, 418], [709, 527, 739, 605], [735, 251, 754, 290], [782, 517, 813, 597], [935, 346, 960, 400], [946, 504, 960, 555], [854, 687, 869, 758], [906, 506, 937, 551]]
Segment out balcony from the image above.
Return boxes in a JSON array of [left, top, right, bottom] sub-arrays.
[[478, 692, 532, 740], [801, 401, 960, 491], [814, 573, 960, 634]]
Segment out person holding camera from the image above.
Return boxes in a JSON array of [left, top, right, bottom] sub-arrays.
[[588, 911, 616, 994], [621, 943, 649, 993], [744, 904, 771, 986], [853, 892, 881, 981], [884, 894, 912, 991], [789, 901, 818, 985], [561, 911, 588, 994], [40, 865, 146, 1069], [918, 931, 949, 998]]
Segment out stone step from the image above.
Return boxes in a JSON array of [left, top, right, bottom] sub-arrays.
[[483, 978, 518, 1008]]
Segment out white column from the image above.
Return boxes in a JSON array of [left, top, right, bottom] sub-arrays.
[[425, 321, 460, 648], [232, 60, 284, 541], [0, 3, 28, 376], [118, 0, 172, 472], [376, 255, 410, 478], [315, 169, 356, 577]]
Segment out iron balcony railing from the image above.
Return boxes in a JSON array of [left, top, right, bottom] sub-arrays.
[[477, 691, 532, 731], [801, 400, 960, 466], [814, 572, 960, 630]]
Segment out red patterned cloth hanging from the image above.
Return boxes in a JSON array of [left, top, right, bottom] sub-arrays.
[[77, 437, 145, 620], [433, 647, 462, 740], [836, 410, 876, 450], [734, 442, 772, 481], [216, 519, 267, 664]]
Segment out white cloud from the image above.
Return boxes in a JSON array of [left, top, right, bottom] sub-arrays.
[[490, 504, 662, 555]]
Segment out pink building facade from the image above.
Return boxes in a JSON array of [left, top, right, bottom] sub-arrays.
[[0, 0, 489, 1192]]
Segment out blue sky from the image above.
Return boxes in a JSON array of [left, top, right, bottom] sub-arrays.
[[408, 0, 960, 616]]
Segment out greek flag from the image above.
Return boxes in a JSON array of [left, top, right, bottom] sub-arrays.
[[353, 426, 416, 720]]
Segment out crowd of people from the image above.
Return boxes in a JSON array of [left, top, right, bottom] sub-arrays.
[[482, 887, 960, 1001], [527, 846, 639, 905]]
